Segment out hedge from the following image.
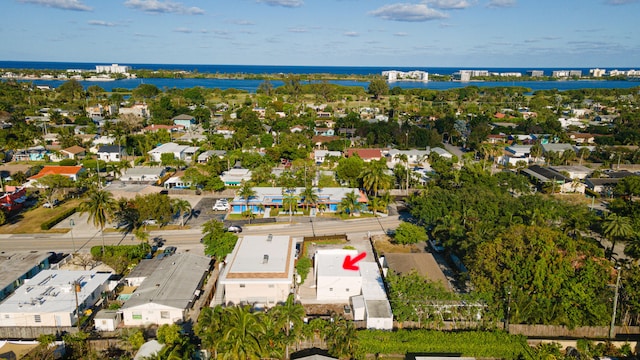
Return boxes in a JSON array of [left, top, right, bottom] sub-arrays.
[[41, 207, 77, 230], [358, 329, 528, 359]]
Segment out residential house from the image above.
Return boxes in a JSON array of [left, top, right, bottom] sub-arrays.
[[13, 146, 49, 162], [197, 150, 226, 164], [313, 150, 342, 164], [0, 251, 53, 301], [541, 143, 576, 156], [120, 167, 166, 183], [215, 126, 235, 139], [314, 127, 335, 136], [172, 114, 196, 129], [121, 253, 211, 326], [357, 262, 393, 330], [27, 166, 85, 185], [142, 124, 185, 134], [119, 103, 150, 118], [501, 145, 533, 166], [550, 165, 594, 180], [0, 187, 28, 212], [290, 125, 307, 133], [59, 145, 86, 160], [97, 145, 127, 162], [214, 235, 296, 307], [521, 165, 585, 193], [314, 249, 363, 302], [428, 147, 454, 160], [568, 133, 596, 144], [220, 167, 252, 186], [163, 176, 192, 189], [584, 178, 622, 196], [385, 149, 430, 168], [229, 187, 367, 214], [486, 134, 507, 144], [147, 142, 198, 163], [0, 270, 112, 327], [345, 148, 383, 162]]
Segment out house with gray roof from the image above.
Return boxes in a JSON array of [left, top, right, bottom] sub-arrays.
[[121, 253, 211, 326]]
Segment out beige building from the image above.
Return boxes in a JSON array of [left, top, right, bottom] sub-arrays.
[[215, 235, 296, 307], [0, 270, 112, 327]]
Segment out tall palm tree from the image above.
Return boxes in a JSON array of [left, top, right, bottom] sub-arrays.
[[394, 153, 409, 194], [602, 213, 634, 260], [171, 198, 192, 227], [360, 161, 391, 197], [195, 306, 225, 358], [562, 149, 576, 165], [79, 189, 116, 254], [577, 147, 590, 165], [282, 187, 299, 223], [238, 180, 256, 213], [300, 185, 319, 213], [530, 144, 543, 164], [272, 294, 305, 359], [368, 196, 385, 216]]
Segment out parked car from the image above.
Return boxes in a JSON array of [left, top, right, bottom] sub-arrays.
[[212, 200, 230, 211], [142, 219, 157, 226], [164, 246, 177, 255], [226, 225, 242, 233], [428, 239, 445, 253], [42, 199, 60, 208]]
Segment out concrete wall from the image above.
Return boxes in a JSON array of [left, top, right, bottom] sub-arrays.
[[224, 283, 290, 306], [0, 326, 77, 339], [122, 303, 184, 326]]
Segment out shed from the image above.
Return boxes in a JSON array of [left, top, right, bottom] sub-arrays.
[[94, 309, 122, 332]]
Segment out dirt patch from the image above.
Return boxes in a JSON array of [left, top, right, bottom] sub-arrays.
[[372, 235, 419, 255], [303, 304, 351, 320]]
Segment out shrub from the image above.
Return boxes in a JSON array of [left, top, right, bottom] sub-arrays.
[[393, 222, 428, 245], [59, 159, 78, 166], [295, 257, 312, 284], [40, 207, 77, 230]]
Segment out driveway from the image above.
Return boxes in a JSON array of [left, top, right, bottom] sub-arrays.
[[183, 196, 227, 227]]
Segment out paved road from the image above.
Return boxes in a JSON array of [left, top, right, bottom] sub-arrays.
[[0, 216, 402, 253]]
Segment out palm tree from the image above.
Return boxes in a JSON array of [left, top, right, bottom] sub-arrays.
[[300, 185, 318, 213], [79, 189, 116, 254], [238, 180, 256, 214], [360, 161, 391, 197], [338, 191, 360, 217], [577, 147, 590, 165], [394, 153, 409, 194], [272, 294, 305, 359], [562, 149, 576, 165], [602, 213, 634, 260], [171, 198, 192, 227], [219, 306, 264, 359], [530, 144, 543, 164], [368, 196, 385, 216], [195, 306, 225, 358], [282, 188, 299, 223]]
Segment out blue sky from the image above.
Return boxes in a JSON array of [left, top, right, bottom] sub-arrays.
[[3, 0, 640, 67]]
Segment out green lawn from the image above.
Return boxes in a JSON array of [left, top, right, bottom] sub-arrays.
[[0, 199, 80, 234]]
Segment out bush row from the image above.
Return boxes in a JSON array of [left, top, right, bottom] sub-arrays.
[[40, 207, 77, 230], [358, 329, 528, 358]]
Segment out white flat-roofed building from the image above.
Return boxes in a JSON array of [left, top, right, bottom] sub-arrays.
[[314, 249, 363, 302], [381, 70, 428, 82], [216, 235, 296, 307], [96, 64, 130, 74], [121, 253, 211, 326], [147, 142, 198, 163], [120, 166, 166, 183], [0, 270, 112, 327], [359, 262, 393, 330]]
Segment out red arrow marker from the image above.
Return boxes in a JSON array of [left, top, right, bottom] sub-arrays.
[[343, 252, 366, 271]]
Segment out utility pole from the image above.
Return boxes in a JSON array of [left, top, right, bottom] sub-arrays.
[[73, 280, 81, 327], [609, 267, 622, 339]]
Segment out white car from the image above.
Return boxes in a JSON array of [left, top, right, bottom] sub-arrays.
[[212, 200, 230, 211]]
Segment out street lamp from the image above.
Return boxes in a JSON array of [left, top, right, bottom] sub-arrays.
[[69, 218, 76, 253], [609, 266, 622, 339]]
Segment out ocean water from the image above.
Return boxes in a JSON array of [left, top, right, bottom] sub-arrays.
[[2, 61, 639, 92]]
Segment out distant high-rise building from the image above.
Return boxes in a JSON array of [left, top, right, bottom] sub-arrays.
[[381, 70, 428, 82], [589, 68, 606, 77], [526, 70, 544, 77]]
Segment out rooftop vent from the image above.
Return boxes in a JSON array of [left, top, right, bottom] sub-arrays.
[[263, 255, 269, 264], [267, 234, 273, 242]]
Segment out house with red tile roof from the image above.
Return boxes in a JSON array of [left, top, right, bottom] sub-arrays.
[[344, 148, 383, 162], [27, 166, 85, 182]]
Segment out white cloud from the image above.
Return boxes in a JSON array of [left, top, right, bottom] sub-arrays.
[[231, 19, 255, 26], [394, 32, 409, 36], [19, 0, 92, 11], [344, 31, 359, 37], [487, 0, 516, 8], [88, 20, 116, 26], [174, 27, 192, 33], [124, 0, 205, 15], [369, 3, 447, 22], [426, 0, 472, 9], [288, 27, 308, 33], [605, 0, 638, 4], [257, 0, 303, 8]]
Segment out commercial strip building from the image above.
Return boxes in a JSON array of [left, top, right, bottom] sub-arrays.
[[229, 187, 367, 214], [214, 235, 296, 308]]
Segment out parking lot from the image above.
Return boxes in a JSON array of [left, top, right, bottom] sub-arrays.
[[182, 196, 228, 226]]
